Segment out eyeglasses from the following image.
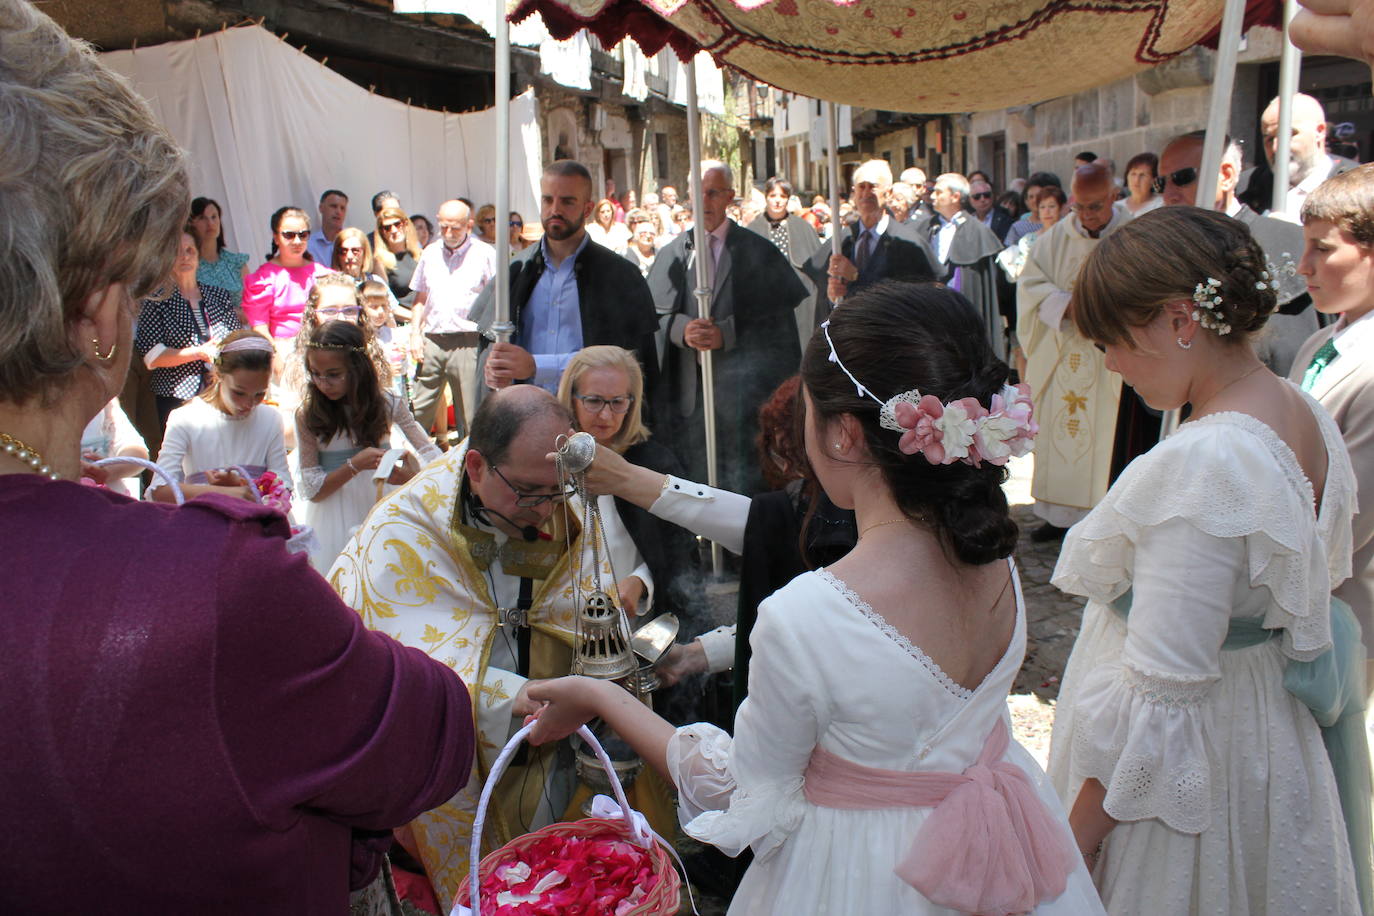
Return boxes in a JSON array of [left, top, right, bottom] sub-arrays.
[[480, 217, 497, 224], [1071, 200, 1110, 215], [437, 221, 465, 231], [279, 230, 309, 241], [317, 305, 361, 318], [381, 221, 404, 231], [339, 246, 364, 255], [970, 191, 993, 201], [489, 464, 575, 508], [510, 220, 523, 228], [575, 394, 635, 415], [1151, 167, 1197, 194]]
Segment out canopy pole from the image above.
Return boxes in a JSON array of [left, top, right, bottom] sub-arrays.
[[1272, 0, 1302, 215], [826, 101, 842, 260], [491, 0, 513, 342], [685, 58, 722, 577], [1162, 0, 1246, 438]]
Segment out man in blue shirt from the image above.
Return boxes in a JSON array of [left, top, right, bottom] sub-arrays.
[[471, 160, 659, 399], [307, 189, 348, 266]]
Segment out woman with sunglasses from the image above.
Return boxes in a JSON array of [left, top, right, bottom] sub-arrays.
[[242, 206, 330, 345], [373, 206, 422, 319], [556, 345, 703, 628], [1121, 153, 1162, 217], [473, 204, 498, 245], [509, 211, 535, 255]]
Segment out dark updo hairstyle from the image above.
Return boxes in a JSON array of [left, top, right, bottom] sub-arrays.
[[299, 320, 389, 450], [801, 281, 1018, 566], [1072, 206, 1277, 347]]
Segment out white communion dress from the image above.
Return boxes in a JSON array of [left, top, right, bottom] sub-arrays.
[[666, 562, 1106, 915], [1047, 397, 1365, 915]]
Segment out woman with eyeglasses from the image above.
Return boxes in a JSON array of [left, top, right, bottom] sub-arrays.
[[242, 206, 330, 346], [372, 207, 423, 320], [587, 198, 632, 254], [556, 345, 702, 625], [1122, 153, 1163, 217], [135, 225, 243, 431]]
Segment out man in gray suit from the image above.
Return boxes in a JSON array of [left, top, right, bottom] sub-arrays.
[[648, 160, 807, 494]]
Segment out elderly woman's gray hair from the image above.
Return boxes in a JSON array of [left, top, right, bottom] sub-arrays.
[[0, 1, 189, 405]]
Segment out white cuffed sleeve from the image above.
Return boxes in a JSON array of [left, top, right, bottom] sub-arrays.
[[666, 592, 824, 859], [648, 475, 751, 555]]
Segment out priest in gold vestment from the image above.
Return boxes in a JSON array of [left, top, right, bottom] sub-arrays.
[[1017, 164, 1129, 538], [329, 386, 609, 905]]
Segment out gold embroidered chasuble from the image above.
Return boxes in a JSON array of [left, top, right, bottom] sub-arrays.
[[1016, 211, 1128, 515], [327, 448, 613, 905]]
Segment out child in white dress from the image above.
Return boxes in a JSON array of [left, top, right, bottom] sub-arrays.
[[150, 329, 290, 503], [1046, 206, 1369, 914], [295, 320, 440, 574], [520, 284, 1105, 915]]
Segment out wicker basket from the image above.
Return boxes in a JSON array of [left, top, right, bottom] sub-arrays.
[[452, 723, 682, 916]]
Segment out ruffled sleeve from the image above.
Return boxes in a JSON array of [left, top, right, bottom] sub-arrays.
[[388, 391, 441, 465], [1053, 417, 1334, 660], [294, 409, 327, 501], [664, 582, 827, 859], [1052, 418, 1341, 832], [1063, 517, 1237, 833]]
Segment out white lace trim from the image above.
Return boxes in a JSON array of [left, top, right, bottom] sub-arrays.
[[816, 568, 974, 701], [1119, 663, 1214, 709], [1053, 397, 1354, 660], [1069, 661, 1215, 834]]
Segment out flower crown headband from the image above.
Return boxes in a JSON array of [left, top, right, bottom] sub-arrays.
[[306, 341, 367, 353], [820, 320, 1038, 467]]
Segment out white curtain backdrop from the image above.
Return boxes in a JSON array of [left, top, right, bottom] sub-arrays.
[[102, 26, 542, 264]]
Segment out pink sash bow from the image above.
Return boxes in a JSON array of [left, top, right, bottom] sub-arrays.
[[803, 719, 1076, 916]]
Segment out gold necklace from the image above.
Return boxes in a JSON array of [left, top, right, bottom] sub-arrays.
[[1190, 363, 1266, 418], [859, 517, 912, 539], [0, 431, 59, 480]]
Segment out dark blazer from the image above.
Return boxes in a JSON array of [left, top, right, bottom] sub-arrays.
[[616, 439, 705, 630], [803, 217, 939, 324], [746, 213, 824, 345], [648, 222, 806, 494], [469, 237, 661, 399], [980, 207, 1016, 244], [912, 210, 1008, 359], [1236, 154, 1361, 215]]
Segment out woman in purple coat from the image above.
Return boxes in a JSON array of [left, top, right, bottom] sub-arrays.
[[0, 5, 475, 913]]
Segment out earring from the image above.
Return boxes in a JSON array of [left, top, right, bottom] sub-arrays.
[[1176, 336, 1193, 351], [92, 338, 116, 362]]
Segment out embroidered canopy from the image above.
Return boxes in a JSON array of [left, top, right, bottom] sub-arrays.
[[512, 0, 1281, 113]]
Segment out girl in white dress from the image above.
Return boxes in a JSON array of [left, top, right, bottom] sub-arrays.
[[150, 329, 291, 503], [1046, 206, 1370, 914], [521, 284, 1105, 915], [295, 320, 440, 574]]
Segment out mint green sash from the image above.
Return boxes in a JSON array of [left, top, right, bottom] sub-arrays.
[[1109, 591, 1372, 912], [319, 445, 363, 474]]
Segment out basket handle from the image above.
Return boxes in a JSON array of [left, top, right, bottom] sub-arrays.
[[229, 465, 264, 504], [458, 723, 639, 916], [91, 457, 183, 505]]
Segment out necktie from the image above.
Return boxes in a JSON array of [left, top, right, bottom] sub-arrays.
[[854, 230, 874, 275], [1301, 338, 1339, 392]]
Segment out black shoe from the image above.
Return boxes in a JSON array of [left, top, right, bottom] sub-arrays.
[[1030, 522, 1068, 543]]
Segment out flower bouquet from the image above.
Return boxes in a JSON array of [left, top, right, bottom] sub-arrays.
[[451, 724, 682, 916], [227, 465, 317, 556]]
